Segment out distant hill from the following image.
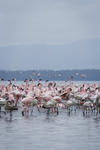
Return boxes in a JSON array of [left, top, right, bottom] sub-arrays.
[[0, 70, 100, 81]]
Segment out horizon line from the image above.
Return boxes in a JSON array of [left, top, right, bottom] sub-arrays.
[[0, 69, 100, 71]]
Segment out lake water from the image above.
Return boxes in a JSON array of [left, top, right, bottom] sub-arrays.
[[0, 108, 100, 150], [0, 81, 100, 150]]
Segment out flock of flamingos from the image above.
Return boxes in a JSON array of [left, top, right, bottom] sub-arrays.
[[0, 79, 100, 119]]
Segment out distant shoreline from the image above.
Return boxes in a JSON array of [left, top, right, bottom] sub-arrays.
[[0, 69, 100, 81]]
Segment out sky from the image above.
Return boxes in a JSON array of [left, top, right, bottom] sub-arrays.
[[0, 0, 100, 70]]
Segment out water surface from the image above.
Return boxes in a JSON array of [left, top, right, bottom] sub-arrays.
[[0, 108, 100, 150]]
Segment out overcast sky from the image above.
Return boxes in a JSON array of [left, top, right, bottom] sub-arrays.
[[0, 0, 100, 70]]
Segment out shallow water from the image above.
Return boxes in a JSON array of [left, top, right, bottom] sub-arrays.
[[0, 108, 100, 150]]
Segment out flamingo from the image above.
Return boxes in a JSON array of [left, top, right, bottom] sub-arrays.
[[82, 101, 93, 115], [42, 99, 59, 115]]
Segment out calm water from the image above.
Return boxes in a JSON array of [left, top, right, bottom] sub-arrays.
[[0, 81, 100, 150], [0, 108, 100, 150]]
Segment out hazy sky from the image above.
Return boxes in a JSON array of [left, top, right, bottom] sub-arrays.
[[0, 0, 100, 70]]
